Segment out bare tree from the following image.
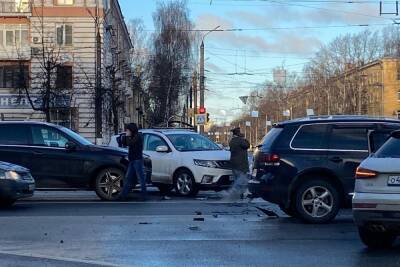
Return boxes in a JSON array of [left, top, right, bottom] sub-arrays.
[[147, 0, 195, 126]]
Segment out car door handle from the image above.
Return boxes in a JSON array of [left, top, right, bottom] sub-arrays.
[[32, 151, 44, 155], [329, 156, 343, 163]]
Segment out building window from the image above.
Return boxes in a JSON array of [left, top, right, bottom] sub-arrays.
[[56, 0, 74, 5], [55, 66, 73, 89], [0, 65, 29, 88], [56, 25, 73, 46], [398, 90, 400, 102], [0, 28, 28, 47]]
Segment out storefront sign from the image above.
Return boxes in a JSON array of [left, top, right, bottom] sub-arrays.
[[0, 94, 70, 109]]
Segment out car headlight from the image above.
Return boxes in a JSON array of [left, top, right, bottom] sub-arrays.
[[193, 159, 219, 168], [0, 170, 21, 180]]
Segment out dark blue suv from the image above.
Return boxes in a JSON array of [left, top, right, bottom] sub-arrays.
[[249, 116, 400, 223]]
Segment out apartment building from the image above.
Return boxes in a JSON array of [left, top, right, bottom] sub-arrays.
[[0, 0, 137, 143]]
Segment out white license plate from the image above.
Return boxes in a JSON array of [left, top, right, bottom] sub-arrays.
[[229, 175, 234, 181], [252, 169, 257, 177], [388, 176, 400, 186], [28, 184, 35, 191]]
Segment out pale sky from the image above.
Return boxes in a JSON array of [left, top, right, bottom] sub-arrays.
[[119, 0, 395, 123]]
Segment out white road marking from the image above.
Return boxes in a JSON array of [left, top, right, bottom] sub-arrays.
[[0, 250, 128, 267]]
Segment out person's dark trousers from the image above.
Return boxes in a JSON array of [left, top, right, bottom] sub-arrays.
[[120, 159, 147, 200]]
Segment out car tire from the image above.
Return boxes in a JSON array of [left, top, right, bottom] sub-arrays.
[[294, 179, 340, 224], [358, 226, 397, 249], [157, 184, 173, 194], [95, 168, 125, 201], [174, 170, 199, 197], [0, 198, 16, 207]]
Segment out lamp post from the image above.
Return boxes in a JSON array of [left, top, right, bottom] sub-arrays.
[[199, 25, 220, 134]]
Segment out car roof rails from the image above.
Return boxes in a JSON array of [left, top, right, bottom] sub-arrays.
[[148, 120, 197, 131]]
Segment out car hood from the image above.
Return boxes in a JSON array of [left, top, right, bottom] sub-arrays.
[[361, 156, 400, 173], [185, 150, 231, 161], [88, 145, 128, 155], [0, 161, 29, 172], [90, 145, 150, 159]]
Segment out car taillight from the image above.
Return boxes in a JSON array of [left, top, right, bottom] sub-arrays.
[[260, 153, 280, 163], [355, 167, 378, 179]]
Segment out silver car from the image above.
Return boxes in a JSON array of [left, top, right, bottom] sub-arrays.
[[353, 130, 400, 249]]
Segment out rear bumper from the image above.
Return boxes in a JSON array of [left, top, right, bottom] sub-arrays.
[[0, 180, 35, 200], [353, 192, 400, 230], [248, 171, 285, 205]]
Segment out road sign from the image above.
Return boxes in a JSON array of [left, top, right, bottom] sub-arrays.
[[306, 109, 315, 116], [245, 121, 251, 127], [266, 120, 272, 126], [251, 111, 259, 118], [195, 114, 207, 125]]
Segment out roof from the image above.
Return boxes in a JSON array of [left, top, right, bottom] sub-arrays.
[[0, 121, 56, 126], [140, 129, 198, 135], [276, 115, 400, 127]]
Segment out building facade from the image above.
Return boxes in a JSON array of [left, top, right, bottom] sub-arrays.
[[0, 0, 139, 143]]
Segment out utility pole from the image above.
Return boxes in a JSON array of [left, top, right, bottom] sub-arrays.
[[199, 41, 205, 134], [199, 26, 220, 134]]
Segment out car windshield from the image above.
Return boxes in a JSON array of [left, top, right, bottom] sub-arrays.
[[167, 134, 221, 151], [374, 137, 400, 158], [59, 126, 93, 146]]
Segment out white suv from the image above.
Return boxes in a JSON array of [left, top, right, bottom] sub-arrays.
[[109, 129, 233, 196], [353, 130, 400, 249]]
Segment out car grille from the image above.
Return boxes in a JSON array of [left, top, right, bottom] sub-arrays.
[[215, 160, 231, 169]]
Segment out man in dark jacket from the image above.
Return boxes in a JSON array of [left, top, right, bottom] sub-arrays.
[[226, 127, 250, 200], [119, 123, 147, 200]]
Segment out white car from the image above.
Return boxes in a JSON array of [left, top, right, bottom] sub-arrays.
[[353, 130, 400, 249], [109, 129, 233, 196]]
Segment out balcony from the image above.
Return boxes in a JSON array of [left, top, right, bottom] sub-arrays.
[[0, 1, 31, 16]]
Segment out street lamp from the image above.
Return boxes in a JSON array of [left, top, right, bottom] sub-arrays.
[[199, 25, 221, 134]]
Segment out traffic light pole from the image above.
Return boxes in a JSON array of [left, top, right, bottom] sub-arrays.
[[200, 41, 205, 134]]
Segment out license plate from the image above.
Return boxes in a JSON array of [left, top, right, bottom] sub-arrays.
[[229, 175, 234, 181], [252, 169, 257, 177], [388, 176, 400, 186], [28, 184, 35, 191]]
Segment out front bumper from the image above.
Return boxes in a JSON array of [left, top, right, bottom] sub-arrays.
[[0, 179, 35, 200], [193, 166, 233, 191], [353, 192, 400, 230]]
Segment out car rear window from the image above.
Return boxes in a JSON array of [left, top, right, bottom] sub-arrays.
[[291, 124, 329, 149], [375, 137, 400, 158], [260, 127, 283, 149]]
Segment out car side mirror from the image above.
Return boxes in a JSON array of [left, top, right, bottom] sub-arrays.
[[65, 141, 77, 151], [155, 145, 169, 153]]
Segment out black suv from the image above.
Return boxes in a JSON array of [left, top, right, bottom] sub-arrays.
[[0, 121, 151, 201], [249, 116, 400, 223]]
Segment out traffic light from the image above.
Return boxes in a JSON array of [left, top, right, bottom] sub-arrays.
[[206, 113, 210, 123], [198, 106, 206, 114]]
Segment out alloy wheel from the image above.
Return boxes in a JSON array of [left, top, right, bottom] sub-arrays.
[[176, 173, 193, 195], [301, 186, 333, 218], [98, 170, 122, 199]]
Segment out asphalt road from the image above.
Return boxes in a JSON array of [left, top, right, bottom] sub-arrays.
[[0, 190, 400, 267]]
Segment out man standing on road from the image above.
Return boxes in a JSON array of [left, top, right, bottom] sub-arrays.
[[226, 127, 250, 200], [119, 123, 147, 201]]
